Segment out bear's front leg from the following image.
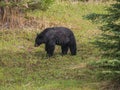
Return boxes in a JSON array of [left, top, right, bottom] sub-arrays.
[[45, 43, 55, 57]]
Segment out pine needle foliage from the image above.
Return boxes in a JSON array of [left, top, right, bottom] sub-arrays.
[[86, 0, 120, 87]]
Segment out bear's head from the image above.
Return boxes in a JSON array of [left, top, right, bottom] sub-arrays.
[[34, 34, 44, 47]]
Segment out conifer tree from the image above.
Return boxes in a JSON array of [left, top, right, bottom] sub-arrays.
[[98, 0, 120, 59], [86, 0, 120, 88]]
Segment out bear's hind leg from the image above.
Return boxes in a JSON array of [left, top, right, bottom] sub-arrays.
[[61, 45, 68, 55]]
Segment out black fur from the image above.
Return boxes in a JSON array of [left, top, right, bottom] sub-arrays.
[[35, 27, 77, 57]]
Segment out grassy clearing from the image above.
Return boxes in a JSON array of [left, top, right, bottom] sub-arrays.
[[0, 2, 108, 90]]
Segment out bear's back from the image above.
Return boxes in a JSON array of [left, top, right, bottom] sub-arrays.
[[42, 27, 73, 37]]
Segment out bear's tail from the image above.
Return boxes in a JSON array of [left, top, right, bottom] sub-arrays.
[[69, 34, 77, 55]]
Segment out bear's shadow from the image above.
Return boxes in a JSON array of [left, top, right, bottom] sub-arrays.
[[34, 50, 71, 59]]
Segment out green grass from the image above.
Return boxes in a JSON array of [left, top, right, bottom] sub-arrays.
[[0, 2, 108, 90]]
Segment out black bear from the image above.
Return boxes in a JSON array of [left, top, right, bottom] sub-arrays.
[[34, 27, 77, 57]]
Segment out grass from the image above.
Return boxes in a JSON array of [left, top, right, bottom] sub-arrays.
[[0, 1, 108, 90]]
